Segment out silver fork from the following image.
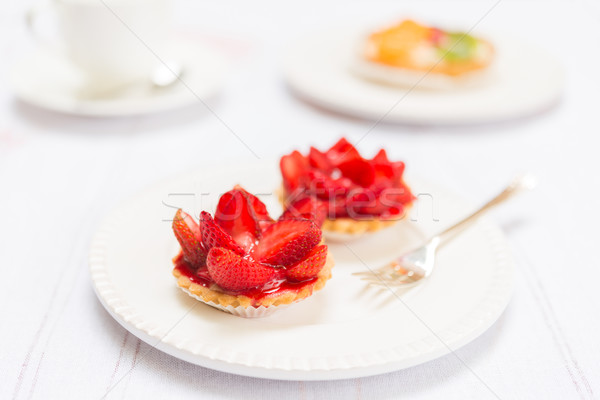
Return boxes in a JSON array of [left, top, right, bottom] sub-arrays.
[[352, 174, 536, 287]]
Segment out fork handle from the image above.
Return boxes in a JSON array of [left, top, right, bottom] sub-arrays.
[[434, 174, 535, 242]]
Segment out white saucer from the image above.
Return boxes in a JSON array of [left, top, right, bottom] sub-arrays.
[[10, 39, 226, 117], [284, 29, 564, 125], [89, 160, 514, 381]]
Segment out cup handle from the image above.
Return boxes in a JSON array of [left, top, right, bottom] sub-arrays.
[[26, 1, 63, 53]]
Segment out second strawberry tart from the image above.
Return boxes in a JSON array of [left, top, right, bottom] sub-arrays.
[[280, 138, 415, 235]]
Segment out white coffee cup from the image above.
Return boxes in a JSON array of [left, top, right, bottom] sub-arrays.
[[27, 0, 173, 95]]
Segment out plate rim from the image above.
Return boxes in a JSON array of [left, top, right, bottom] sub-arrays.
[[89, 165, 515, 380]]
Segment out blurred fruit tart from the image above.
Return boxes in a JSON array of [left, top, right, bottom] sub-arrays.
[[352, 19, 495, 89], [171, 186, 333, 317], [280, 138, 415, 235]]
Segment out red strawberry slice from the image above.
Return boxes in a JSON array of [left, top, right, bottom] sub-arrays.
[[252, 219, 321, 267], [326, 137, 360, 166], [306, 170, 353, 199], [347, 189, 378, 218], [383, 181, 414, 206], [232, 185, 273, 227], [172, 209, 207, 267], [372, 148, 389, 164], [200, 211, 245, 255], [338, 158, 375, 187], [326, 196, 351, 218], [378, 204, 404, 219], [371, 149, 395, 180], [392, 161, 404, 177], [308, 147, 332, 171], [214, 188, 262, 246], [285, 245, 328, 282], [373, 163, 395, 181], [279, 196, 328, 227], [207, 247, 279, 292], [280, 151, 309, 192]]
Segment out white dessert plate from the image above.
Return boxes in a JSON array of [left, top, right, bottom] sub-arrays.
[[284, 29, 564, 125], [90, 160, 514, 380], [9, 39, 225, 117]]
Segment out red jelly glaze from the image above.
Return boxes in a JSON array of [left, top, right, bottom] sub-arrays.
[[173, 252, 319, 305]]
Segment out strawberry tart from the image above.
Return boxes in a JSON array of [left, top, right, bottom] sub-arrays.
[[280, 138, 414, 235], [171, 186, 333, 317]]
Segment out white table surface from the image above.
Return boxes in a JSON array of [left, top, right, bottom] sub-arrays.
[[1, 0, 599, 399]]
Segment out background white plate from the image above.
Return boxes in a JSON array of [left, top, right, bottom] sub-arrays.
[[90, 161, 514, 380], [284, 29, 564, 125], [9, 39, 225, 117]]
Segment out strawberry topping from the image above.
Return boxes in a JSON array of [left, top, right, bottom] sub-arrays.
[[214, 188, 262, 243], [337, 158, 375, 187], [252, 219, 321, 267], [206, 247, 280, 292], [232, 185, 274, 232], [308, 147, 332, 171], [285, 245, 328, 282], [172, 186, 328, 296], [326, 137, 361, 166], [280, 151, 309, 193], [200, 211, 245, 255], [172, 209, 207, 267], [279, 196, 327, 227], [279, 137, 414, 219]]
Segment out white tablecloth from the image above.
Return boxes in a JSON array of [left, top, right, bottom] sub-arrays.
[[1, 1, 598, 399]]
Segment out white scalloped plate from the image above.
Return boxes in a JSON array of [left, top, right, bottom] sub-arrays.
[[284, 29, 564, 125], [89, 161, 514, 380]]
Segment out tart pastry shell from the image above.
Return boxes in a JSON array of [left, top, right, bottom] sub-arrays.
[[173, 253, 334, 318]]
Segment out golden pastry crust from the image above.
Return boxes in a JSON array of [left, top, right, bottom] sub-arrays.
[[322, 202, 412, 234], [173, 253, 334, 308], [322, 215, 399, 234]]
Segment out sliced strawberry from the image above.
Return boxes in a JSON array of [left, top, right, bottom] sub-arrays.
[[392, 161, 406, 180], [306, 170, 353, 200], [172, 209, 207, 267], [369, 180, 393, 197], [372, 148, 389, 164], [373, 163, 395, 181], [285, 245, 328, 282], [371, 149, 395, 180], [326, 137, 360, 166], [378, 204, 404, 220], [252, 219, 321, 267], [232, 185, 273, 227], [308, 147, 332, 171], [279, 196, 327, 227], [200, 211, 245, 255], [347, 189, 378, 218], [326, 196, 351, 218], [338, 158, 375, 187], [214, 188, 262, 247], [383, 181, 414, 206], [206, 247, 279, 292], [280, 151, 309, 193], [277, 139, 412, 220]]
